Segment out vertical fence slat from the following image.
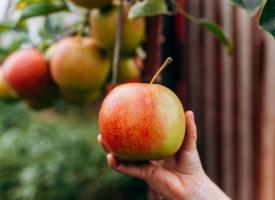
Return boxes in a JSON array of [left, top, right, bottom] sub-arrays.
[[258, 33, 275, 200], [251, 16, 264, 200], [186, 0, 204, 155], [235, 8, 253, 200], [202, 0, 219, 184], [220, 1, 234, 198]]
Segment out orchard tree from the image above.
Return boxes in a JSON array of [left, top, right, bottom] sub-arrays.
[[0, 0, 274, 109]]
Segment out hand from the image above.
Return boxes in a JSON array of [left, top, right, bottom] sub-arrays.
[[98, 111, 231, 200]]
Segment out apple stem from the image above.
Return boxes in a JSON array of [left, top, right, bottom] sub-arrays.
[[149, 57, 173, 84]]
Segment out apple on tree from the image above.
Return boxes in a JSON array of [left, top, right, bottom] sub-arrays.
[[90, 4, 145, 54], [117, 57, 140, 82], [99, 58, 186, 161], [49, 36, 110, 105], [1, 49, 58, 108]]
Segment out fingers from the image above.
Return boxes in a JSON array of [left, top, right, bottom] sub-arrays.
[[107, 154, 155, 180], [181, 111, 198, 152], [97, 134, 109, 153]]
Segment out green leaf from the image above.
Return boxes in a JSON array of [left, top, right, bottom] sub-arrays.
[[259, 0, 275, 37], [16, 0, 46, 9], [0, 20, 28, 33], [18, 2, 68, 22], [230, 0, 263, 14], [198, 19, 234, 53], [128, 0, 173, 19]]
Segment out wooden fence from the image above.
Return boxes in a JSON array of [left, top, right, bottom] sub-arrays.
[[174, 0, 275, 199]]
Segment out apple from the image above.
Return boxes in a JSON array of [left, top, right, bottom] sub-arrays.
[[117, 57, 140, 82], [70, 0, 112, 9], [60, 88, 101, 105], [2, 49, 56, 100], [90, 4, 145, 54], [0, 68, 17, 101], [50, 36, 110, 92], [99, 83, 186, 161]]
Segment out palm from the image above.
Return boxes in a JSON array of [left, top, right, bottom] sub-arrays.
[[145, 149, 203, 199], [98, 111, 204, 200]]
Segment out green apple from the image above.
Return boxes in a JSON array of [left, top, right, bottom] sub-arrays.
[[117, 57, 140, 82], [90, 4, 145, 54]]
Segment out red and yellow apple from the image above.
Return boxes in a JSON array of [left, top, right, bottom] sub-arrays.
[[2, 49, 56, 101], [90, 4, 145, 54], [99, 83, 186, 161], [50, 36, 110, 93], [70, 0, 112, 9]]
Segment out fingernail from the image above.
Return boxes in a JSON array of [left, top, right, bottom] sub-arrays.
[[107, 154, 119, 168]]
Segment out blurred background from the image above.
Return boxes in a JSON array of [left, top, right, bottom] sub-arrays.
[[0, 0, 274, 200]]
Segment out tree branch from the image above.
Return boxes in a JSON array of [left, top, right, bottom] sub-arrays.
[[111, 0, 124, 85]]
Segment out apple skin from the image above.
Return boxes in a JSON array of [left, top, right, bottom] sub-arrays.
[[50, 36, 110, 92], [0, 68, 17, 101], [2, 49, 55, 100], [117, 58, 140, 82], [70, 0, 112, 9], [90, 5, 145, 54], [99, 83, 186, 161]]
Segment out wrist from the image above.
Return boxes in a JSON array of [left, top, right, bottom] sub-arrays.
[[185, 173, 231, 200]]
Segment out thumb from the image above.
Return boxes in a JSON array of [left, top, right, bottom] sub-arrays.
[[181, 111, 198, 152]]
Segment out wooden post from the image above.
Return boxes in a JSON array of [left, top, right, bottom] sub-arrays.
[[258, 33, 275, 200], [202, 0, 219, 184], [235, 8, 253, 200], [220, 1, 234, 198], [185, 0, 204, 168]]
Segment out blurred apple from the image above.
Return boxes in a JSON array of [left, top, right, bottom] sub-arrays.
[[50, 36, 110, 93], [90, 4, 145, 54], [2, 49, 58, 105], [117, 57, 140, 82]]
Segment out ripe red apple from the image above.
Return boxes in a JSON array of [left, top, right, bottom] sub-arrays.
[[70, 0, 112, 9], [99, 83, 186, 161], [117, 57, 140, 82], [2, 49, 56, 100], [90, 4, 145, 54], [0, 68, 17, 101], [50, 37, 110, 93]]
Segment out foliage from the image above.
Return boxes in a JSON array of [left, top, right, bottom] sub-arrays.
[[259, 0, 275, 37], [230, 0, 262, 13], [0, 102, 147, 200], [129, 0, 275, 38]]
